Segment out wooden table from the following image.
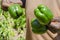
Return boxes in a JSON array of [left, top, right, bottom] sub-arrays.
[[26, 0, 60, 40]]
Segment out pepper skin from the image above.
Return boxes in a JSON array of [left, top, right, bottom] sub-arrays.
[[31, 18, 47, 34], [34, 4, 53, 25], [8, 4, 23, 18]]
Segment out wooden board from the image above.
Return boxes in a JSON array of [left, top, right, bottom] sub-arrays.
[[26, 0, 60, 40]]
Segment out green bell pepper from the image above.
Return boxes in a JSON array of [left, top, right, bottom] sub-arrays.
[[34, 4, 53, 25], [31, 18, 47, 34], [8, 4, 23, 18]]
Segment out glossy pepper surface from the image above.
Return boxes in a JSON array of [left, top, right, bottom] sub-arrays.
[[31, 18, 47, 34], [34, 4, 53, 25], [8, 4, 23, 18]]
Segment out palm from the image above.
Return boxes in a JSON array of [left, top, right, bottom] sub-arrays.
[[26, 0, 60, 40]]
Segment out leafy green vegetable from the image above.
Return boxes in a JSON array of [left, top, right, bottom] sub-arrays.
[[0, 14, 16, 40], [14, 8, 26, 34], [17, 36, 25, 40], [0, 5, 26, 40], [0, 3, 26, 40]]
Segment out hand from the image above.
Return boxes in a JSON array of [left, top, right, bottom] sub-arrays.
[[2, 0, 22, 8], [49, 17, 60, 30], [26, 0, 60, 40]]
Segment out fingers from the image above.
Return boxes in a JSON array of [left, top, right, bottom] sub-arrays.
[[31, 30, 59, 40], [52, 17, 60, 22], [48, 17, 60, 30], [50, 22, 60, 29], [33, 33, 45, 40], [47, 30, 58, 38], [41, 33, 53, 40]]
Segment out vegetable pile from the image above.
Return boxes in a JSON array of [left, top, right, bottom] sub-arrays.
[[31, 4, 53, 34], [0, 1, 26, 40]]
